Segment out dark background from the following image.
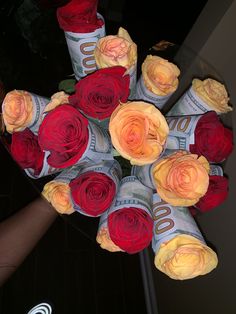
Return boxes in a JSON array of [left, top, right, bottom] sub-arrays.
[[0, 1, 208, 313]]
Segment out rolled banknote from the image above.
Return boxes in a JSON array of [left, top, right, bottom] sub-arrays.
[[131, 164, 156, 190], [70, 159, 122, 217], [166, 78, 232, 116], [165, 112, 233, 163], [2, 90, 50, 134], [38, 104, 113, 169], [94, 27, 137, 99], [107, 176, 154, 254], [96, 211, 123, 252], [64, 13, 105, 80], [152, 193, 218, 280], [136, 55, 180, 109]]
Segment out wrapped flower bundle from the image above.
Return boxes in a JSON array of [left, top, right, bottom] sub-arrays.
[[166, 111, 233, 163], [152, 193, 218, 280], [38, 104, 112, 168], [43, 160, 121, 217], [136, 55, 180, 109], [2, 12, 235, 282], [167, 78, 232, 116]]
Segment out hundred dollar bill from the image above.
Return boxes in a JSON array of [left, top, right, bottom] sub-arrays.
[[77, 121, 113, 166], [166, 86, 213, 116], [64, 13, 105, 80], [28, 92, 50, 135], [48, 164, 82, 184], [151, 193, 206, 254], [209, 164, 223, 176], [25, 151, 62, 179], [131, 164, 156, 190], [109, 176, 153, 217], [128, 63, 138, 100], [165, 114, 202, 150], [135, 75, 173, 109]]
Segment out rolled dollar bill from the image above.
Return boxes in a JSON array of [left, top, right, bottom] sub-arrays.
[[131, 164, 156, 190], [78, 121, 113, 165], [166, 78, 232, 116], [64, 13, 105, 80], [152, 193, 218, 280], [107, 176, 154, 254], [165, 114, 201, 150], [135, 55, 180, 109], [96, 211, 123, 252], [2, 90, 50, 134]]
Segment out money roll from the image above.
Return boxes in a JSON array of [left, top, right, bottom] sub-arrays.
[[152, 193, 218, 280]]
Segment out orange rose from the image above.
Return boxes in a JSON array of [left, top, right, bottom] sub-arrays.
[[94, 27, 137, 69], [142, 55, 180, 96], [42, 181, 74, 215], [155, 234, 218, 280], [43, 91, 69, 113], [96, 226, 123, 253], [2, 90, 33, 133], [152, 150, 209, 206], [109, 101, 169, 165]]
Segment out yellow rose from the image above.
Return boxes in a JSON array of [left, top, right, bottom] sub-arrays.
[[109, 101, 169, 165], [2, 90, 33, 133], [192, 78, 232, 113], [142, 55, 180, 96], [152, 150, 209, 206], [43, 91, 69, 113], [154, 234, 218, 280], [94, 27, 137, 69], [96, 226, 123, 253], [42, 181, 74, 215]]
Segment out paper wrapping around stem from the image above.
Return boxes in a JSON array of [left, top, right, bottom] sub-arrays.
[[127, 63, 137, 99], [151, 193, 205, 254], [108, 176, 153, 217], [25, 151, 62, 179], [166, 86, 213, 116], [131, 164, 156, 190], [135, 75, 173, 109], [64, 13, 105, 80], [165, 114, 202, 150], [28, 92, 50, 134], [76, 120, 113, 166]]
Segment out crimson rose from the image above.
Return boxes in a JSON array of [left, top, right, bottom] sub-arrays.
[[57, 0, 104, 32], [69, 66, 130, 120], [108, 207, 153, 254], [190, 111, 233, 162], [38, 104, 89, 168], [191, 175, 229, 214], [69, 171, 116, 216], [11, 128, 44, 175]]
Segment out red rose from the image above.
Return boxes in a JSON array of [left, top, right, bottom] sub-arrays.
[[190, 111, 233, 163], [38, 104, 89, 168], [192, 175, 229, 214], [108, 207, 153, 254], [69, 67, 130, 120], [69, 171, 116, 216], [57, 0, 104, 32], [11, 128, 44, 175]]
